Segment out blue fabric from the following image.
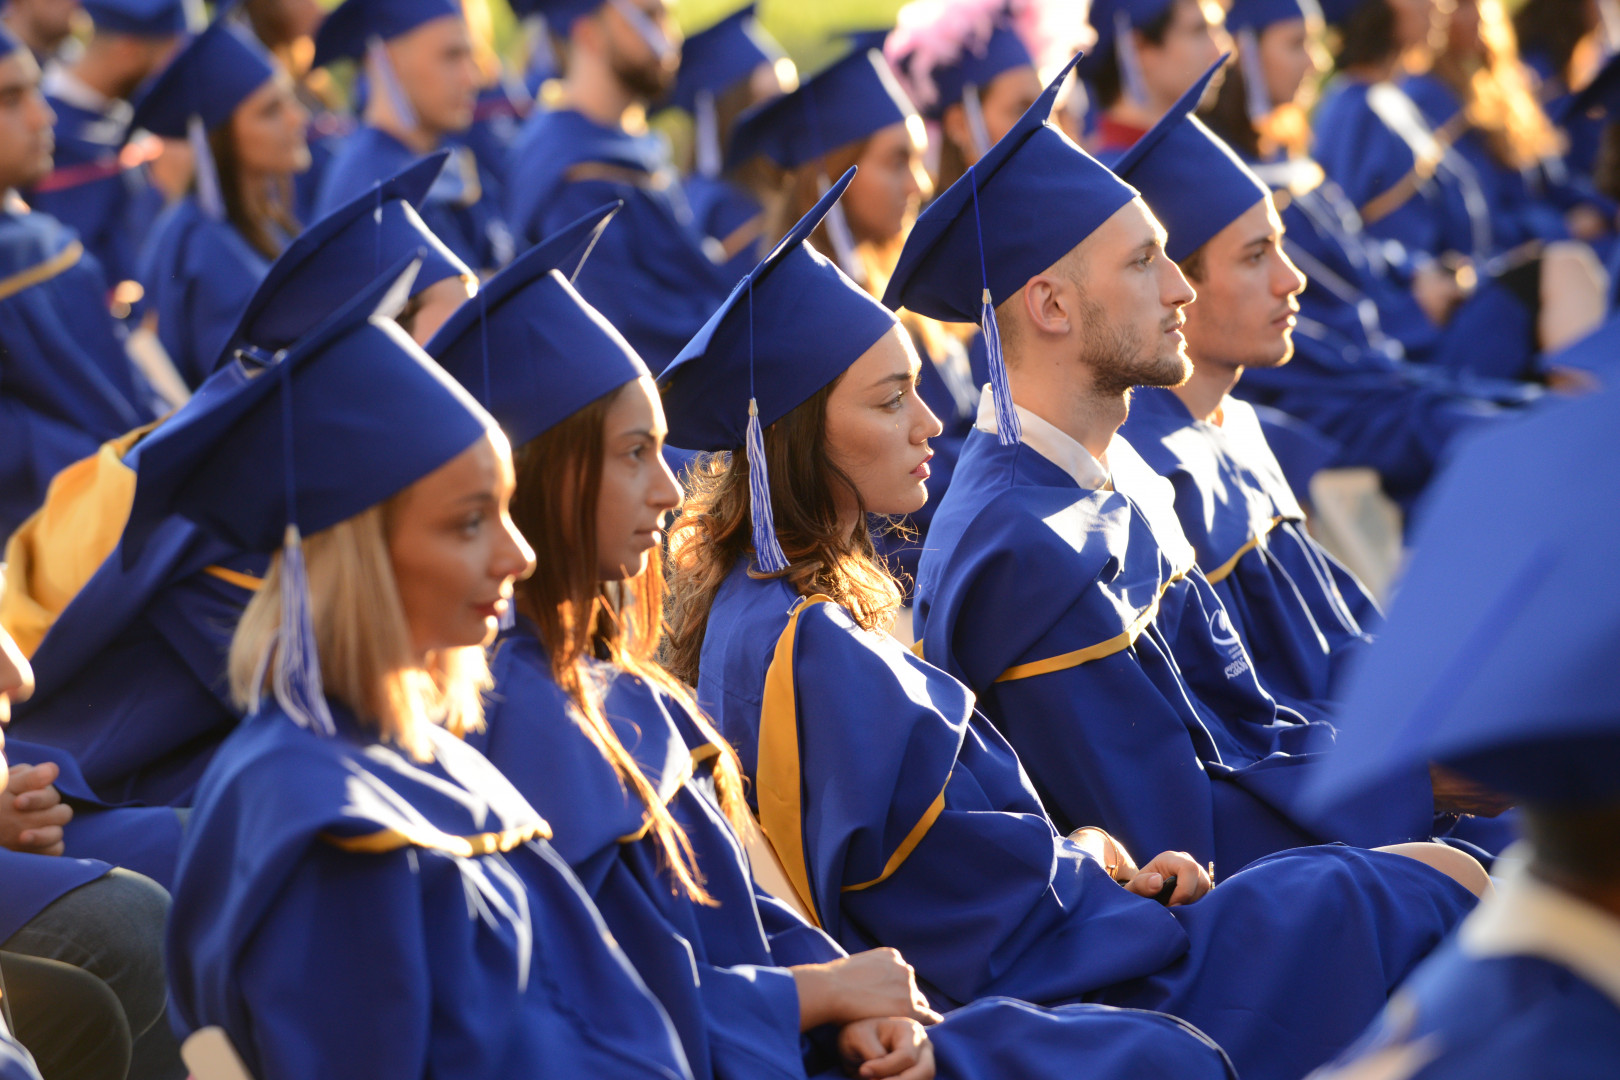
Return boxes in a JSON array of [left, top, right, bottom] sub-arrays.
[[316, 127, 510, 275], [1323, 939, 1620, 1079], [477, 616, 1241, 1080], [1121, 388, 1378, 706], [504, 106, 734, 371], [696, 562, 1473, 1080], [666, 9, 779, 114], [896, 22, 1034, 120], [80, 0, 185, 37], [912, 428, 1438, 872], [137, 197, 271, 388], [128, 15, 274, 135], [0, 208, 157, 538], [27, 91, 162, 295], [684, 175, 766, 276], [166, 702, 696, 1080], [728, 48, 915, 170], [310, 0, 461, 66], [0, 849, 109, 944], [0, 1025, 40, 1080]]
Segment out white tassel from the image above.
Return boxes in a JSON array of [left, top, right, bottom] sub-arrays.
[[981, 289, 1021, 446], [695, 89, 722, 179], [368, 35, 419, 132], [1115, 12, 1151, 109], [962, 85, 992, 159], [1238, 31, 1272, 128], [188, 115, 224, 221], [745, 398, 789, 573], [274, 523, 336, 736], [821, 191, 866, 285]]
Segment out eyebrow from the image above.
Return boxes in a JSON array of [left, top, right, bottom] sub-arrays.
[[1245, 232, 1280, 249]]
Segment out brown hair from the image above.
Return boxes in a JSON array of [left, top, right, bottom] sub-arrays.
[[209, 117, 299, 262], [511, 384, 750, 904], [1512, 0, 1598, 86], [664, 382, 903, 688], [1199, 47, 1314, 160], [1432, 0, 1561, 171], [1333, 0, 1400, 72]]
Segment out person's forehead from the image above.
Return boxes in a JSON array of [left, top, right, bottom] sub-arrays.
[[0, 49, 39, 90]]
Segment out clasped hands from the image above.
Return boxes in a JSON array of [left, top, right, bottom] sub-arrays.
[[792, 947, 940, 1080], [1069, 826, 1213, 907]]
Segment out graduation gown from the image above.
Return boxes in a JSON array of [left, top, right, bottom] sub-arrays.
[[0, 205, 156, 538], [166, 701, 696, 1080], [913, 426, 1439, 873], [503, 107, 735, 372], [695, 561, 1474, 1080], [0, 1024, 40, 1080], [315, 126, 511, 276], [137, 198, 270, 389], [1314, 864, 1620, 1080], [476, 618, 1238, 1080], [1120, 388, 1377, 705]]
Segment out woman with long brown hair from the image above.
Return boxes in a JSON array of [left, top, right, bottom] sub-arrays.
[[660, 169, 1492, 1080], [134, 10, 309, 390]]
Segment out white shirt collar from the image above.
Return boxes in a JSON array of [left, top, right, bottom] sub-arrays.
[[974, 386, 1112, 491], [1460, 847, 1620, 1012]]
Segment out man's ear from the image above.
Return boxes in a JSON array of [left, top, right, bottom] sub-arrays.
[[1024, 274, 1072, 337]]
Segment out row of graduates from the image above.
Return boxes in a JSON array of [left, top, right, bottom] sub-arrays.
[[3, 10, 1587, 1075]]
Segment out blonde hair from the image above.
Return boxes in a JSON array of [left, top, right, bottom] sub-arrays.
[[228, 498, 490, 761], [1436, 0, 1562, 170]]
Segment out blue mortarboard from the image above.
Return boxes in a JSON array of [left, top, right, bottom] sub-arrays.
[[428, 201, 649, 449], [1313, 0, 1368, 26], [82, 0, 186, 37], [884, 52, 1137, 444], [727, 47, 917, 170], [660, 168, 899, 572], [890, 17, 1034, 121], [1224, 0, 1321, 34], [124, 255, 493, 736], [311, 0, 461, 66], [1556, 51, 1620, 126], [668, 7, 780, 113], [508, 0, 607, 30], [1078, 0, 1177, 93], [222, 151, 472, 362], [129, 13, 274, 134], [1304, 386, 1620, 810], [1112, 57, 1268, 261]]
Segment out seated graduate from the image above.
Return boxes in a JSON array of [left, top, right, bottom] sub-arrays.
[[504, 0, 736, 371], [3, 153, 476, 811], [1302, 381, 1620, 1079], [1311, 0, 1606, 383], [430, 195, 1239, 1080], [0, 25, 159, 540], [135, 8, 311, 391], [23, 0, 182, 308], [1114, 61, 1378, 706], [657, 5, 796, 277], [0, 623, 184, 1080], [310, 0, 511, 277], [152, 261, 696, 1080], [659, 164, 1487, 1080], [894, 57, 1510, 873], [1196, 0, 1539, 510]]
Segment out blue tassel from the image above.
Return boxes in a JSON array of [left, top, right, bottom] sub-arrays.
[[1115, 13, 1151, 109], [745, 398, 789, 573], [188, 115, 223, 221], [981, 289, 1021, 446], [274, 524, 336, 737]]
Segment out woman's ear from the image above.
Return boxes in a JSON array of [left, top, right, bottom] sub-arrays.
[[940, 101, 971, 157]]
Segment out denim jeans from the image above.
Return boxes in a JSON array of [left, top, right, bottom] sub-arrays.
[[2, 869, 184, 1080]]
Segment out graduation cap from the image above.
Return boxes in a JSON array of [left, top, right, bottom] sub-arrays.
[[427, 201, 647, 449], [311, 0, 462, 66], [883, 52, 1137, 445], [1112, 57, 1268, 261], [1224, 0, 1322, 33], [222, 151, 472, 363], [1556, 50, 1620, 126], [123, 256, 494, 736], [1077, 0, 1177, 105], [1303, 386, 1620, 810], [667, 6, 789, 177], [727, 46, 919, 282], [1312, 0, 1368, 26], [509, 0, 608, 31], [659, 168, 899, 572], [886, 2, 1035, 124], [128, 7, 274, 220], [82, 0, 187, 37]]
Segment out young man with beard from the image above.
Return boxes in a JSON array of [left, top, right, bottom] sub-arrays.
[[311, 0, 511, 275], [887, 57, 1502, 881], [504, 0, 734, 371]]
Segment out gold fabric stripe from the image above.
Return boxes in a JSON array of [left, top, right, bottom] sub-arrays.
[[322, 820, 551, 857], [202, 565, 265, 591], [616, 753, 697, 844], [1203, 516, 1284, 585], [841, 788, 948, 893], [0, 241, 83, 302], [690, 743, 722, 766], [755, 594, 832, 928], [995, 574, 1184, 683], [908, 639, 925, 660]]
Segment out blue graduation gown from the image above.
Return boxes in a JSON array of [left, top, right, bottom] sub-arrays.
[[0, 847, 110, 943], [0, 206, 156, 538], [137, 198, 270, 389], [1120, 388, 1377, 705], [1315, 870, 1620, 1080], [166, 701, 695, 1080], [684, 174, 766, 278], [315, 125, 512, 275], [476, 618, 1239, 1080], [503, 107, 734, 371], [913, 429, 1439, 873], [695, 563, 1473, 1080], [27, 84, 162, 297], [0, 1024, 40, 1080], [8, 513, 261, 806]]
